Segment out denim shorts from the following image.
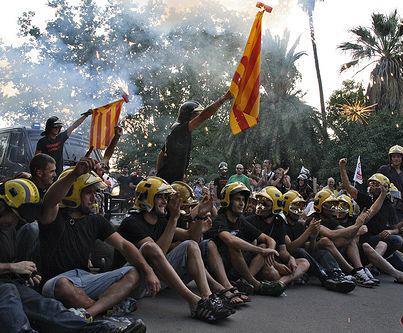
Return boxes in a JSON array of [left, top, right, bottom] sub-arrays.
[[42, 266, 134, 299]]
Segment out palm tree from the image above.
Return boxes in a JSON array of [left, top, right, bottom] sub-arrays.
[[298, 0, 328, 139], [338, 10, 403, 114]]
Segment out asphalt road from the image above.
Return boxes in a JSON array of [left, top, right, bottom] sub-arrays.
[[134, 275, 403, 333]]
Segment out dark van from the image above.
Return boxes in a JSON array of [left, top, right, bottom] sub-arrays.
[[0, 126, 101, 181]]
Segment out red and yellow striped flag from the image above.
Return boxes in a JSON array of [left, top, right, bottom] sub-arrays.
[[229, 10, 264, 135], [89, 99, 123, 149]]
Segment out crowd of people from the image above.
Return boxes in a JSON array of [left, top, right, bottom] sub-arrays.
[[0, 92, 402, 333]]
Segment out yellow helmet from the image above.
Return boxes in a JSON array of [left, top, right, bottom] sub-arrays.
[[337, 194, 353, 217], [171, 181, 198, 206], [220, 182, 250, 207], [368, 173, 390, 189], [389, 145, 403, 156], [59, 168, 106, 208], [314, 189, 338, 213], [135, 176, 175, 212], [256, 186, 283, 214], [283, 190, 306, 215], [0, 178, 41, 222]]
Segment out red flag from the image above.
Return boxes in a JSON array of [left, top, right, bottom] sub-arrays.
[[89, 99, 123, 149]]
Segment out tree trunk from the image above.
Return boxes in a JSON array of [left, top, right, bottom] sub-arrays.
[[309, 13, 328, 140]]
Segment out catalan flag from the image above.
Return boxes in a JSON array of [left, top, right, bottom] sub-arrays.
[[229, 10, 264, 135], [89, 99, 123, 149]]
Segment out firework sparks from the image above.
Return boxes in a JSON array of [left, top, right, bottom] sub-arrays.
[[338, 101, 377, 125]]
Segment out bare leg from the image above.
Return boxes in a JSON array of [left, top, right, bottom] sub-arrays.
[[279, 259, 310, 285], [374, 241, 387, 256], [206, 241, 232, 289], [86, 269, 139, 317], [54, 277, 95, 309], [363, 243, 403, 282], [345, 238, 364, 269], [186, 241, 212, 298], [141, 242, 200, 306], [318, 237, 353, 273], [228, 248, 261, 289]]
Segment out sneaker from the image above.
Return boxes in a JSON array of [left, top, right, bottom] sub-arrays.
[[322, 271, 356, 294], [255, 281, 286, 297], [94, 315, 146, 333], [354, 268, 375, 288], [191, 297, 233, 322], [364, 267, 380, 286], [107, 298, 138, 316], [69, 307, 93, 323]]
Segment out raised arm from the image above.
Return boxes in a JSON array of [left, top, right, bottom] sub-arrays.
[[41, 158, 96, 225], [188, 90, 233, 131], [339, 158, 358, 199], [156, 194, 181, 254], [103, 126, 122, 163], [66, 110, 92, 137]]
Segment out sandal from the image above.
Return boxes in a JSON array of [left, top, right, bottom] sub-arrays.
[[227, 287, 251, 303], [216, 288, 246, 309], [394, 279, 403, 284]]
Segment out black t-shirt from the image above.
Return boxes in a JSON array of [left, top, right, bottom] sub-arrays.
[[285, 221, 306, 242], [214, 175, 228, 198], [355, 191, 398, 236], [117, 174, 133, 198], [0, 227, 17, 279], [157, 122, 192, 183], [114, 212, 168, 268], [246, 214, 286, 247], [204, 212, 262, 249], [130, 175, 143, 188], [39, 210, 115, 280], [36, 131, 69, 175], [378, 164, 403, 194]]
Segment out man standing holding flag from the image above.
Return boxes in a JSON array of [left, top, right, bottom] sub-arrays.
[[36, 112, 92, 176], [156, 91, 233, 184]]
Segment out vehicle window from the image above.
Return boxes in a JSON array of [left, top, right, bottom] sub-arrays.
[[0, 133, 9, 162], [8, 132, 28, 164], [27, 131, 42, 153]]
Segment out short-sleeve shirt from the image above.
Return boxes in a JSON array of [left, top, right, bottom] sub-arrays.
[[117, 174, 133, 198], [246, 214, 286, 247], [378, 164, 403, 194], [157, 122, 192, 183], [214, 175, 228, 198], [227, 174, 252, 190], [35, 131, 69, 175], [285, 221, 306, 242], [204, 212, 261, 249], [39, 210, 115, 280], [113, 212, 168, 268], [355, 191, 398, 236], [0, 227, 17, 279]]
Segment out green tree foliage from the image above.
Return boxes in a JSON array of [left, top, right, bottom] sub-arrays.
[[322, 80, 403, 182], [338, 10, 403, 113]]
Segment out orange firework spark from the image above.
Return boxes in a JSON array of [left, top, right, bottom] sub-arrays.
[[338, 100, 377, 125]]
